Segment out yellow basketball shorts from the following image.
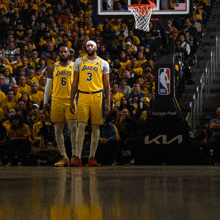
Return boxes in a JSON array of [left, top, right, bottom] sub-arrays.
[[77, 91, 104, 125], [50, 97, 77, 123]]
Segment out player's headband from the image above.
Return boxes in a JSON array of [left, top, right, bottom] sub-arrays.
[[86, 40, 97, 47]]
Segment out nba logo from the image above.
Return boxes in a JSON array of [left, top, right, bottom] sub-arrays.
[[158, 68, 171, 95]]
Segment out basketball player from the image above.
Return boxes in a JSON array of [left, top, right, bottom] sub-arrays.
[[43, 46, 77, 167], [70, 40, 111, 167]]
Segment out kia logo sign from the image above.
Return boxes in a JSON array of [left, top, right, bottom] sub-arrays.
[[145, 135, 183, 144]]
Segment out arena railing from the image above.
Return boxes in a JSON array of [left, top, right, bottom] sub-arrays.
[[187, 32, 220, 132]]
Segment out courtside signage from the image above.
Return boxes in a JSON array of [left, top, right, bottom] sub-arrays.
[[145, 135, 183, 144], [158, 68, 170, 95]]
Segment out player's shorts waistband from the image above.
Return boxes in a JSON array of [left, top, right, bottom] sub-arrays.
[[79, 90, 103, 94]]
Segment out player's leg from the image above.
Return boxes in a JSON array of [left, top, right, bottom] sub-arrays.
[[88, 92, 104, 167], [87, 125, 100, 167], [65, 98, 77, 158], [70, 122, 86, 167], [70, 93, 89, 167], [54, 122, 70, 167], [51, 98, 69, 167], [67, 120, 77, 157]]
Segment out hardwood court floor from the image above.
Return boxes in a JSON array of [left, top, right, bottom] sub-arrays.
[[0, 166, 220, 220]]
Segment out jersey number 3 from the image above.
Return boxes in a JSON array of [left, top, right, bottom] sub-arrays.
[[87, 72, 92, 82]]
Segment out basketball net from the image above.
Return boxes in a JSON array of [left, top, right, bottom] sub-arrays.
[[128, 1, 156, 32]]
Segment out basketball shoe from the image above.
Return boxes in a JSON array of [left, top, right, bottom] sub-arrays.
[[69, 156, 83, 167], [87, 156, 99, 167], [54, 157, 69, 167]]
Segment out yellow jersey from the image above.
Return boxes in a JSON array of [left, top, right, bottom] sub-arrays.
[[52, 61, 74, 99], [78, 56, 104, 92]]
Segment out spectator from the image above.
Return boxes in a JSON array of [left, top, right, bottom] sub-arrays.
[[191, 14, 202, 34], [55, 26, 65, 48], [110, 69, 120, 85], [58, 7, 71, 25], [121, 68, 137, 88], [49, 20, 59, 39], [31, 111, 60, 166], [178, 33, 191, 56], [119, 77, 131, 97], [12, 54, 22, 74], [27, 14, 40, 35], [101, 22, 115, 43], [0, 73, 9, 94], [11, 83, 21, 102], [85, 2, 94, 20], [137, 50, 147, 68], [135, 97, 151, 121], [6, 114, 32, 166], [112, 83, 124, 107], [26, 69, 38, 86], [182, 18, 198, 54], [119, 50, 131, 69], [131, 56, 143, 76], [38, 30, 56, 50], [32, 109, 53, 148], [20, 93, 31, 112], [18, 76, 31, 95], [1, 57, 13, 73], [15, 56, 33, 78], [117, 95, 132, 115], [29, 82, 44, 106], [4, 41, 20, 62], [15, 99, 28, 123], [200, 115, 213, 156], [63, 13, 75, 35], [130, 92, 142, 116], [29, 49, 40, 69], [203, 108, 220, 164], [38, 57, 48, 74], [71, 0, 86, 15], [40, 42, 56, 59], [0, 89, 17, 115], [61, 34, 72, 49], [35, 22, 47, 45], [128, 83, 145, 102], [47, 50, 59, 67], [27, 103, 39, 131], [74, 27, 89, 48], [123, 30, 140, 46], [3, 68, 16, 89], [69, 23, 79, 45], [95, 120, 119, 165]]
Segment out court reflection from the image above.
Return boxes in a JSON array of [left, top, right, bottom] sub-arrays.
[[1, 168, 220, 220]]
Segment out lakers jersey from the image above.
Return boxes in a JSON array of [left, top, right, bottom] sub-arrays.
[[78, 56, 103, 92], [52, 61, 74, 99]]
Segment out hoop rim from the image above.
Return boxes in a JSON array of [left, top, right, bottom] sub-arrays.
[[128, 4, 155, 9]]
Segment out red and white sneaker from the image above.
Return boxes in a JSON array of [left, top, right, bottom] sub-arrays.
[[87, 156, 99, 167], [70, 156, 83, 167]]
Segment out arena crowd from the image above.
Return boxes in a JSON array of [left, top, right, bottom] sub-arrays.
[[0, 0, 213, 166]]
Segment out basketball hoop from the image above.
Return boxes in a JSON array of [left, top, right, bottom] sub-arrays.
[[128, 0, 157, 32]]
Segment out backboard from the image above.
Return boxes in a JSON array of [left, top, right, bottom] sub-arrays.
[[95, 0, 192, 19]]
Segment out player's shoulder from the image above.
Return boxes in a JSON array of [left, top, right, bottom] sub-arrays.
[[75, 57, 83, 64], [100, 57, 109, 65]]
